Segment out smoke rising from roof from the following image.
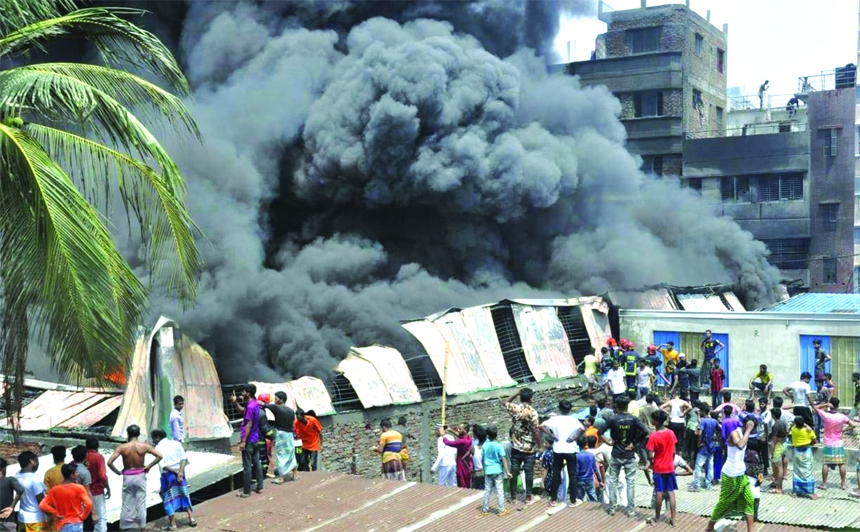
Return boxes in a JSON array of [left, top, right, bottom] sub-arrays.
[[114, 1, 780, 383]]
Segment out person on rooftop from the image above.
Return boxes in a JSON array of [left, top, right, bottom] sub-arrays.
[[38, 464, 91, 532], [107, 425, 162, 531], [599, 396, 649, 518], [786, 96, 801, 118], [813, 339, 831, 391], [231, 384, 263, 497], [442, 423, 473, 489], [706, 417, 756, 532], [294, 408, 323, 473], [374, 419, 406, 482], [749, 365, 774, 402], [542, 400, 583, 507], [645, 410, 678, 527], [262, 391, 298, 484], [814, 397, 860, 491], [151, 429, 197, 530], [758, 80, 769, 109], [480, 426, 511, 516], [169, 395, 185, 443], [783, 372, 816, 430], [502, 388, 541, 505], [790, 417, 817, 499]]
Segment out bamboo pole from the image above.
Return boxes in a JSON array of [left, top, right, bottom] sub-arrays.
[[440, 345, 450, 428]]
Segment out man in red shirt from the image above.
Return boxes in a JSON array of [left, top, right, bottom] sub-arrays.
[[294, 409, 323, 472], [39, 464, 92, 532], [85, 438, 108, 532], [646, 410, 678, 527], [709, 359, 726, 408]]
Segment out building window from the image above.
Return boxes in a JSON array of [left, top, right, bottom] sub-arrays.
[[854, 227, 860, 244], [720, 176, 751, 202], [823, 258, 838, 284], [824, 128, 838, 157], [757, 173, 804, 202], [695, 33, 703, 56], [761, 238, 809, 270], [687, 178, 702, 192], [692, 89, 703, 109], [716, 49, 725, 73], [634, 91, 663, 117], [855, 125, 860, 155], [820, 203, 839, 231], [641, 155, 664, 176], [855, 266, 860, 293], [628, 27, 660, 54]]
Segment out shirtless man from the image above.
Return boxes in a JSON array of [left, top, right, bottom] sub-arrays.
[[107, 425, 162, 531]]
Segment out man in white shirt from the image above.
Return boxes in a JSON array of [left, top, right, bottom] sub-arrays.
[[637, 361, 654, 400], [431, 428, 457, 486], [151, 429, 196, 529], [169, 395, 185, 442], [606, 362, 628, 406], [783, 372, 816, 429], [15, 451, 47, 531], [541, 400, 584, 507]]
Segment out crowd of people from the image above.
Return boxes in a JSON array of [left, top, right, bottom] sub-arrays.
[[373, 334, 860, 530]]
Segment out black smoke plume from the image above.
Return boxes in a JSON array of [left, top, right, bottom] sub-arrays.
[[99, 1, 781, 383]]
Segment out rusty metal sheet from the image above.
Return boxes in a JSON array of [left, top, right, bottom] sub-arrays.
[[432, 313, 493, 392], [608, 288, 678, 310], [350, 346, 421, 405], [459, 306, 515, 389], [510, 303, 576, 381], [288, 376, 336, 416], [576, 297, 612, 352], [335, 352, 394, 408], [113, 316, 231, 441], [58, 394, 124, 429], [402, 319, 477, 395], [722, 291, 747, 312], [1, 391, 108, 431]]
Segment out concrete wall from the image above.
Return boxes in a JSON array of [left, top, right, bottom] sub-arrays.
[[807, 88, 856, 291], [620, 310, 860, 389], [683, 132, 810, 177], [319, 380, 580, 482]]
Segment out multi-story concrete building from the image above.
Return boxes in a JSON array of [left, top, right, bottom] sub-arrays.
[[566, 0, 727, 177], [854, 0, 860, 291], [563, 1, 856, 293]]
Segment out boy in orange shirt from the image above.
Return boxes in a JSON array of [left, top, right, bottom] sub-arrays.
[[39, 464, 92, 532]]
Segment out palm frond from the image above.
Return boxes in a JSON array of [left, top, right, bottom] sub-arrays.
[[0, 0, 76, 35], [0, 122, 147, 384], [0, 66, 192, 193], [0, 7, 190, 95], [17, 63, 199, 139], [26, 123, 203, 302]]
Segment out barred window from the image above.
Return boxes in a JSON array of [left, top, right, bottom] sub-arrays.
[[820, 203, 839, 232], [761, 239, 809, 270], [720, 176, 750, 202], [628, 27, 660, 54], [758, 173, 804, 202]]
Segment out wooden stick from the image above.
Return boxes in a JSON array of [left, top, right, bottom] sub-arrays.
[[440, 344, 450, 427]]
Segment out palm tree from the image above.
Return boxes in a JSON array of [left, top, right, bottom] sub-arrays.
[[0, 0, 202, 426]]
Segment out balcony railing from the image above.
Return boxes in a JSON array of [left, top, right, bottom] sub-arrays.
[[685, 122, 808, 140], [797, 67, 856, 93], [729, 93, 798, 111]]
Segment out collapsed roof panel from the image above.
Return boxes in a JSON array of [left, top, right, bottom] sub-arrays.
[[349, 346, 421, 406], [509, 303, 577, 380], [58, 394, 124, 430], [287, 376, 336, 416], [676, 293, 732, 312], [1, 391, 113, 432], [606, 288, 679, 310]]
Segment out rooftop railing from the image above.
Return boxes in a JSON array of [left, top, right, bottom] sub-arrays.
[[685, 121, 808, 140], [797, 67, 856, 93]]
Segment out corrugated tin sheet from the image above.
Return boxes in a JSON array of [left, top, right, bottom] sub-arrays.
[[608, 288, 678, 310], [577, 297, 612, 350], [510, 303, 576, 380], [761, 292, 860, 314], [676, 293, 731, 312], [287, 376, 336, 416], [722, 291, 746, 312], [350, 346, 421, 405], [432, 313, 494, 392], [459, 306, 516, 389], [112, 316, 231, 441], [58, 394, 124, 429], [402, 319, 483, 395], [0, 391, 110, 431]]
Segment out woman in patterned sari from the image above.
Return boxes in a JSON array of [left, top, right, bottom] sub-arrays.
[[374, 419, 406, 481]]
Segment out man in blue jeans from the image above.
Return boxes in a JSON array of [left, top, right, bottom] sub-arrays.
[[231, 384, 263, 497], [599, 397, 649, 517], [690, 407, 720, 491]]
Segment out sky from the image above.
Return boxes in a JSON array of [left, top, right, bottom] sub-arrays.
[[554, 0, 857, 100]]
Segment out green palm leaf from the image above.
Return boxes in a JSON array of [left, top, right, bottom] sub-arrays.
[[0, 1, 202, 427]]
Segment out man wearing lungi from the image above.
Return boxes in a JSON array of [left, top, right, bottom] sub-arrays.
[[815, 398, 860, 491], [107, 425, 163, 531], [151, 429, 197, 530]]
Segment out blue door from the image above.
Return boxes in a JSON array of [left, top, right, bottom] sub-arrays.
[[711, 333, 730, 387], [800, 335, 831, 391], [653, 331, 680, 387]]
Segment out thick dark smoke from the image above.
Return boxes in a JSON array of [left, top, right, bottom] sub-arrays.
[[99, 1, 781, 383]]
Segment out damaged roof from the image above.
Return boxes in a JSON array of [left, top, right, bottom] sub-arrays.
[[760, 292, 860, 314]]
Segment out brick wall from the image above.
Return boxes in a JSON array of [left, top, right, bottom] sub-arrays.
[[0, 442, 43, 462], [321, 381, 582, 483]]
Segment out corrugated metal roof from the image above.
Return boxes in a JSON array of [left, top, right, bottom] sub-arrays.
[[179, 472, 824, 532], [721, 292, 746, 312], [676, 293, 731, 312], [57, 394, 124, 429], [0, 391, 112, 431], [607, 288, 678, 310], [348, 346, 421, 406], [112, 316, 231, 441], [510, 303, 576, 380], [761, 292, 860, 314], [458, 306, 516, 389], [335, 352, 393, 409], [287, 376, 336, 416]]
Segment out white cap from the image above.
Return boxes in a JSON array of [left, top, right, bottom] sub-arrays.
[[679, 352, 686, 358]]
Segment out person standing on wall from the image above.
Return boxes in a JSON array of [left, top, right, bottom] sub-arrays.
[[700, 331, 724, 389], [709, 360, 726, 408], [169, 395, 185, 443], [502, 388, 541, 506], [294, 409, 323, 473], [657, 342, 679, 393], [231, 384, 264, 497], [783, 373, 816, 431], [813, 339, 831, 392]]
